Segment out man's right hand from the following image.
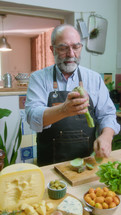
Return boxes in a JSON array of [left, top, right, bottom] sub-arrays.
[[62, 91, 89, 117]]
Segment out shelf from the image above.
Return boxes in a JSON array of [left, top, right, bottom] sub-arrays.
[[0, 87, 27, 96]]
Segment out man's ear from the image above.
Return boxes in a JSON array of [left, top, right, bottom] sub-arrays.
[[50, 45, 54, 53]]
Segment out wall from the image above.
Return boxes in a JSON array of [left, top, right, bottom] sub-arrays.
[[0, 0, 119, 77], [117, 0, 121, 74], [1, 36, 31, 87]]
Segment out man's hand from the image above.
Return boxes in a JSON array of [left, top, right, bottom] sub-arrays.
[[43, 90, 89, 127], [62, 91, 89, 117], [94, 127, 114, 158]]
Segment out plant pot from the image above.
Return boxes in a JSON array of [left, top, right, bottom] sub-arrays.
[[110, 90, 120, 104]]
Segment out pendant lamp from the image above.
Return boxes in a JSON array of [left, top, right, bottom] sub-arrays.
[[0, 14, 12, 52]]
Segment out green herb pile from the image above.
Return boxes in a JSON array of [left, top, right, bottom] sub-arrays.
[[96, 161, 121, 194]]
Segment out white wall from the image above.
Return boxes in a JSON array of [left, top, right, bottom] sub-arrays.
[[0, 0, 119, 77]]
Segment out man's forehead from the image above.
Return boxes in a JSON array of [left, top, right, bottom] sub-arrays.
[[55, 29, 81, 45]]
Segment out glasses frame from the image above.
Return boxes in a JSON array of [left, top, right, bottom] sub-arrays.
[[53, 42, 83, 54]]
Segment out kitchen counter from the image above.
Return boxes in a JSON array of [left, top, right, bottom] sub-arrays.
[[41, 149, 121, 214], [0, 87, 27, 96]]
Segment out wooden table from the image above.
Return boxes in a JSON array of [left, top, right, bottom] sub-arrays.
[[41, 149, 121, 215]]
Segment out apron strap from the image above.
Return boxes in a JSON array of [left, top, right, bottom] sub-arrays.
[[53, 65, 83, 89], [53, 65, 58, 89]]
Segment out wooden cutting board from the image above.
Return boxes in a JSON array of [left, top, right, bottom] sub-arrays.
[[45, 193, 89, 215], [54, 156, 115, 186]]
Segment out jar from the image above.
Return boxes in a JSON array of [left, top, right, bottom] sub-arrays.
[[2, 73, 12, 88]]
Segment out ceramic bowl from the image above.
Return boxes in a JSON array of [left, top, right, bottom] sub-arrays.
[[83, 191, 120, 215], [17, 79, 29, 84], [15, 73, 30, 80], [47, 180, 67, 200]]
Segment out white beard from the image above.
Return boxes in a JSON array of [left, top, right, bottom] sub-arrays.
[[54, 55, 81, 73]]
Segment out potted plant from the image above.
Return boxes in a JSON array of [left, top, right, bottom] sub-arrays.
[[0, 108, 22, 167], [106, 81, 120, 109], [89, 27, 100, 39]]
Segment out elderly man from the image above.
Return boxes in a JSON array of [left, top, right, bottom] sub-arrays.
[[25, 24, 120, 166]]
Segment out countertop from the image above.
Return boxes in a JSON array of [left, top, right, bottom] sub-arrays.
[[0, 87, 27, 96], [41, 149, 121, 215]]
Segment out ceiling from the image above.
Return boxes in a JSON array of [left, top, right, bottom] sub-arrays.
[[0, 14, 61, 37]]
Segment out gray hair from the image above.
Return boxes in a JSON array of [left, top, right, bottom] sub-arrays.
[[51, 24, 81, 46]]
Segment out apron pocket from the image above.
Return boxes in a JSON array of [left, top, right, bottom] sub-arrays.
[[52, 130, 91, 162]]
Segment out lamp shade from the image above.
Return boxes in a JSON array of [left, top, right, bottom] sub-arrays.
[[0, 36, 12, 51]]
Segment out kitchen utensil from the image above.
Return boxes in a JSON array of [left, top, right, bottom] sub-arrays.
[[86, 14, 108, 54], [54, 156, 115, 186], [14, 73, 30, 84], [77, 13, 89, 39], [2, 73, 12, 88]]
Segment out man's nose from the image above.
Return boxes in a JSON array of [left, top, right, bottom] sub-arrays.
[[66, 47, 75, 57]]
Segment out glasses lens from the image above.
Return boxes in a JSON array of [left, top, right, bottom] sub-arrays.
[[72, 44, 82, 51], [58, 46, 67, 53], [54, 43, 82, 54]]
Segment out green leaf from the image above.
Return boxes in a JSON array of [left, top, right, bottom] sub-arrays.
[[112, 134, 121, 150], [110, 184, 118, 192], [118, 184, 121, 193], [10, 150, 18, 165], [99, 177, 107, 183], [0, 135, 9, 167], [10, 120, 22, 165], [0, 134, 4, 148], [95, 161, 121, 193], [0, 108, 11, 119], [106, 81, 115, 91], [111, 169, 120, 178], [15, 120, 22, 150], [4, 122, 7, 144]]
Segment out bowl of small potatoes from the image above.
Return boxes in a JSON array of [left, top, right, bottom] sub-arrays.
[[83, 186, 120, 215], [47, 179, 67, 200]]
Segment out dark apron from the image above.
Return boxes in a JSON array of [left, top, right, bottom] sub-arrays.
[[37, 66, 96, 166]]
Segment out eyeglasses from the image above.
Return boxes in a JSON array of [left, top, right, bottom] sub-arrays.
[[53, 43, 83, 54]]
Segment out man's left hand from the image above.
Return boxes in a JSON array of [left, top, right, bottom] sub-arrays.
[[93, 127, 114, 158]]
